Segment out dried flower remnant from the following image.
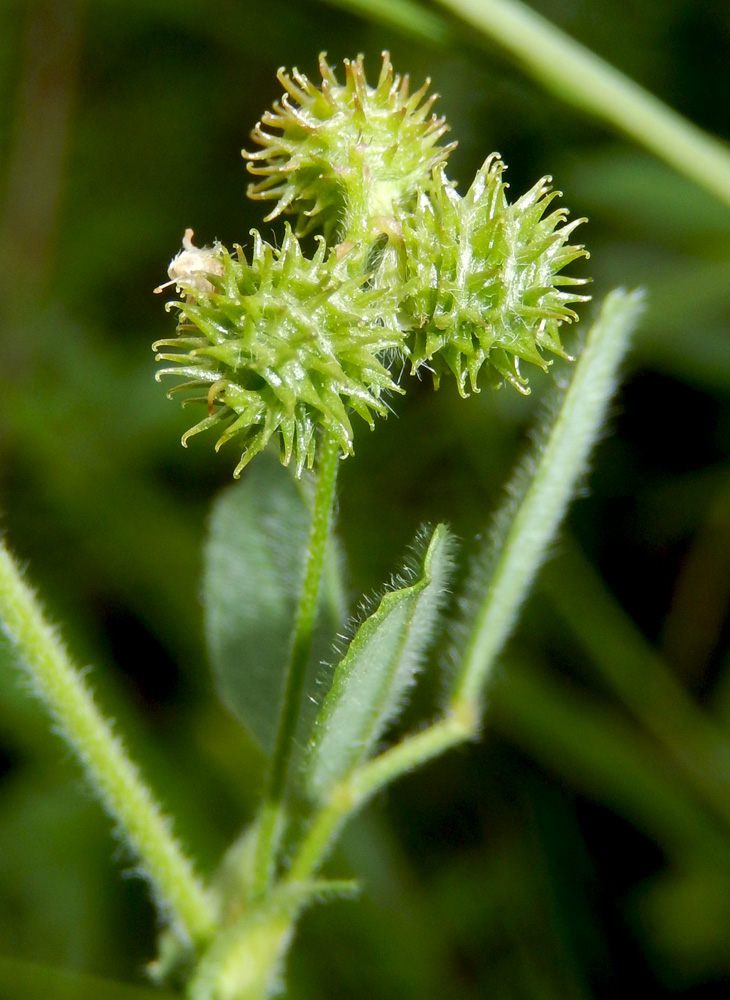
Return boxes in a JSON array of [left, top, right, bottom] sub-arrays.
[[154, 229, 224, 296]]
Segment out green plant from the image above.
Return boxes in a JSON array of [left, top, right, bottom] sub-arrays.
[[153, 53, 589, 478], [0, 43, 644, 1000]]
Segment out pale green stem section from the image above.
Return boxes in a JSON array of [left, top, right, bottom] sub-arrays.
[[253, 431, 340, 896], [188, 908, 293, 1000], [288, 704, 477, 883], [270, 431, 341, 798], [430, 0, 730, 212], [0, 540, 217, 948], [187, 880, 355, 1000], [451, 288, 644, 709]]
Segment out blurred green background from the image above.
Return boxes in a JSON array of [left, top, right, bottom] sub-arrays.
[[2, 0, 730, 997]]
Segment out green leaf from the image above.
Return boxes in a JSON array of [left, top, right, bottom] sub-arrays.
[[202, 453, 346, 756], [305, 524, 456, 799], [450, 288, 643, 710]]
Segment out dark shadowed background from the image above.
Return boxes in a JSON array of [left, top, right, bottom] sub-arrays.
[[1, 1, 730, 997]]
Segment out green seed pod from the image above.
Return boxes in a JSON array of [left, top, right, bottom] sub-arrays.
[[243, 51, 456, 243], [153, 227, 403, 477], [404, 157, 590, 394], [155, 56, 591, 477]]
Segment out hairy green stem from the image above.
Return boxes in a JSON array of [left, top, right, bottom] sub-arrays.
[[0, 540, 216, 948], [433, 0, 730, 211], [270, 431, 340, 798], [254, 432, 340, 894], [451, 289, 644, 710], [288, 704, 476, 883]]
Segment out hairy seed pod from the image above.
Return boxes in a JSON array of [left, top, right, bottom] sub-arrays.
[[243, 51, 456, 243], [154, 227, 403, 477], [403, 158, 590, 394]]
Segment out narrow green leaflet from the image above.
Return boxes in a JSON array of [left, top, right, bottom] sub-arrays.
[[450, 289, 644, 710], [202, 454, 345, 756], [305, 524, 456, 799]]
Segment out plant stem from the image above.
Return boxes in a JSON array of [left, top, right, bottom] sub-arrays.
[[288, 704, 476, 883], [253, 431, 340, 894], [433, 0, 730, 212], [0, 540, 216, 948], [450, 289, 643, 711]]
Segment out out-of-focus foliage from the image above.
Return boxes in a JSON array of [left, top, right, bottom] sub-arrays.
[[1, 0, 729, 997]]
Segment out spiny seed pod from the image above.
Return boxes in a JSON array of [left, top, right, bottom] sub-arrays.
[[243, 51, 456, 243], [155, 56, 590, 477], [404, 157, 590, 395], [153, 228, 404, 477]]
